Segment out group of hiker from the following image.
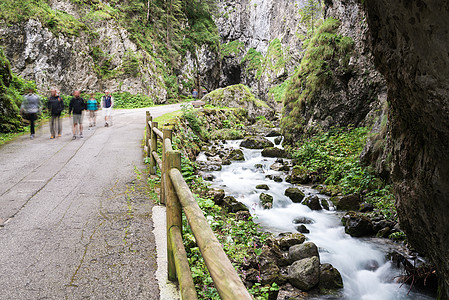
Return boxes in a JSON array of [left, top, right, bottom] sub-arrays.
[[20, 88, 114, 140]]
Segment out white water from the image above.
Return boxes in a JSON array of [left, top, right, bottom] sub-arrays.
[[201, 139, 433, 300]]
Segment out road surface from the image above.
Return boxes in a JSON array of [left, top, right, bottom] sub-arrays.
[[0, 105, 182, 299]]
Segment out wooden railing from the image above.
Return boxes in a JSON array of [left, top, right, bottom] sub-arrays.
[[145, 111, 252, 300]]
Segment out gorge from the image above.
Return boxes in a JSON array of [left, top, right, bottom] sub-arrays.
[[1, 0, 448, 298]]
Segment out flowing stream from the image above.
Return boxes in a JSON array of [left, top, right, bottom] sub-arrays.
[[198, 139, 434, 300]]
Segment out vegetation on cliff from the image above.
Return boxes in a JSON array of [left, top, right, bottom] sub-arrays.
[[281, 18, 354, 142]]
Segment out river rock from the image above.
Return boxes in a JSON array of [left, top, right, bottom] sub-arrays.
[[254, 163, 264, 169], [260, 193, 274, 209], [278, 233, 306, 250], [376, 227, 391, 238], [261, 147, 289, 158], [335, 194, 361, 211], [289, 242, 319, 263], [286, 165, 311, 184], [226, 149, 245, 161], [270, 162, 284, 171], [222, 196, 249, 213], [274, 136, 282, 145], [321, 199, 330, 210], [319, 263, 344, 290], [222, 159, 232, 165], [288, 256, 320, 291], [292, 217, 315, 225], [240, 136, 274, 149], [295, 225, 310, 234], [266, 129, 281, 137], [303, 195, 322, 210], [208, 188, 225, 205], [359, 202, 374, 212], [203, 174, 215, 181], [256, 184, 269, 190], [342, 211, 374, 237], [197, 161, 222, 172], [284, 188, 305, 203]]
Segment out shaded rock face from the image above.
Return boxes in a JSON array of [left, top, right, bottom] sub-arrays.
[[362, 1, 449, 296], [0, 16, 166, 101]]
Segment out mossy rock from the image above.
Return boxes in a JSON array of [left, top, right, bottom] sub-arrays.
[[241, 136, 274, 149], [261, 147, 289, 158]]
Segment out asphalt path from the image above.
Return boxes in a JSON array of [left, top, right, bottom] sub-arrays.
[[0, 104, 182, 299]]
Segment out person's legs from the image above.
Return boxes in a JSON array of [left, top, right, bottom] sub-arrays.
[[57, 114, 62, 136], [50, 115, 56, 138], [79, 112, 83, 137], [29, 114, 36, 136]]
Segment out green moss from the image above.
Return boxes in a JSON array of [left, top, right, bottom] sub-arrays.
[[207, 84, 269, 108], [220, 40, 245, 58], [241, 48, 264, 77], [281, 18, 354, 142]]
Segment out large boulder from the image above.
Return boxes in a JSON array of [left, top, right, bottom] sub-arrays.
[[303, 195, 322, 210], [289, 242, 319, 263], [288, 256, 320, 291], [222, 196, 248, 213], [226, 148, 245, 161], [203, 84, 275, 120], [284, 188, 305, 203], [259, 193, 274, 209], [278, 233, 306, 250], [342, 211, 374, 237], [319, 263, 343, 290], [335, 194, 361, 211], [261, 147, 289, 158], [240, 136, 274, 149]]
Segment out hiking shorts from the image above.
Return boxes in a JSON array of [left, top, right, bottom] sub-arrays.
[[103, 107, 112, 117], [73, 113, 83, 124]]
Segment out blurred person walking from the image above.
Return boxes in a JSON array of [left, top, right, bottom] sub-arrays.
[[20, 87, 42, 140], [47, 88, 64, 139], [86, 93, 98, 128], [69, 90, 86, 140], [100, 90, 114, 127]]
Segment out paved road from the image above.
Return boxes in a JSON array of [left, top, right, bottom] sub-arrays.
[[0, 104, 182, 299]]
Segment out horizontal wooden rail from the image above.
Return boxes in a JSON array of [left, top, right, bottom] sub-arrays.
[[145, 111, 251, 300], [169, 168, 252, 300]]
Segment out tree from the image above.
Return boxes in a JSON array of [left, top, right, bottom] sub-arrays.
[[299, 0, 322, 34]]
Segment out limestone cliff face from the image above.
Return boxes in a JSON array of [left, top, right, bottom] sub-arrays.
[[362, 1, 449, 298], [0, 1, 166, 102], [213, 0, 307, 103]]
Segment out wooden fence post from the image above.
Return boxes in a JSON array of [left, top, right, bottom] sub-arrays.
[[166, 150, 182, 282], [149, 121, 158, 175], [160, 129, 172, 205], [145, 111, 151, 150]]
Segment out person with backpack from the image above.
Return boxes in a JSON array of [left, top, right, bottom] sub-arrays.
[[100, 90, 114, 127], [69, 90, 86, 140], [20, 87, 42, 140], [47, 88, 65, 139]]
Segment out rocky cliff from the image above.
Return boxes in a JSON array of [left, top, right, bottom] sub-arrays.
[[362, 1, 449, 298], [0, 1, 166, 101]]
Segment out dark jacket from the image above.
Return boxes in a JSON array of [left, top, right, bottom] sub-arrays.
[[69, 97, 86, 115], [47, 96, 64, 115]]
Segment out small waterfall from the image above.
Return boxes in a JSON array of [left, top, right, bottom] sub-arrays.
[[202, 139, 433, 300]]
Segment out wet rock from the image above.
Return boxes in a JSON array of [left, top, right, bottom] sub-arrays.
[[254, 163, 264, 169], [260, 193, 274, 209], [261, 147, 289, 158], [236, 211, 252, 221], [266, 129, 281, 137], [321, 199, 330, 210], [276, 283, 308, 300], [303, 195, 322, 210], [295, 225, 310, 234], [203, 174, 215, 181], [278, 233, 306, 250], [208, 188, 225, 205], [274, 136, 282, 145], [286, 165, 311, 184], [222, 159, 232, 165], [292, 217, 315, 225], [273, 176, 283, 182], [342, 211, 374, 237], [197, 161, 222, 172], [270, 162, 284, 171], [335, 194, 361, 211], [226, 148, 245, 161], [256, 184, 270, 190], [376, 227, 391, 238], [207, 156, 223, 165], [319, 263, 344, 290], [289, 242, 319, 262], [240, 136, 274, 149], [359, 202, 374, 212], [288, 256, 320, 291], [284, 188, 305, 203], [222, 196, 249, 213], [204, 151, 216, 157]]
